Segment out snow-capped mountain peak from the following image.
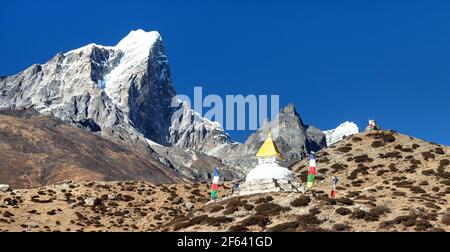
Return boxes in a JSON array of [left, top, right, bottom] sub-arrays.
[[323, 121, 359, 146], [116, 29, 161, 52], [0, 29, 176, 146]]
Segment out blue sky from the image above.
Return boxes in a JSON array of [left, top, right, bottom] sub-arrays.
[[1, 0, 449, 145]]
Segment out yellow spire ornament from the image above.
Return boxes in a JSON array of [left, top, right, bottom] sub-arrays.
[[255, 131, 283, 159]]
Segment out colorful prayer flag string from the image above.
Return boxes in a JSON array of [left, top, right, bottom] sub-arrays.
[[330, 176, 339, 198], [211, 167, 219, 200], [306, 152, 316, 189]]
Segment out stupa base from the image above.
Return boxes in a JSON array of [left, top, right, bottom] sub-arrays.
[[238, 178, 304, 196]]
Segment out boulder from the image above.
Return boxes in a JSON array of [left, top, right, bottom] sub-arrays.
[[84, 197, 100, 206], [0, 184, 10, 192], [107, 194, 118, 200], [185, 202, 194, 210], [173, 196, 183, 204]]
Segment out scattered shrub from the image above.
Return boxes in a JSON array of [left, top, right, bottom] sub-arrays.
[[290, 196, 311, 207], [393, 215, 417, 227], [414, 220, 433, 231], [336, 197, 354, 206], [434, 148, 445, 155], [332, 223, 350, 231], [318, 157, 331, 163], [240, 215, 270, 227], [428, 228, 445, 232], [205, 216, 234, 227], [331, 163, 346, 171], [379, 220, 395, 229], [405, 165, 418, 173], [388, 163, 398, 172], [421, 152, 435, 161], [337, 146, 352, 153], [315, 195, 336, 205], [354, 155, 373, 163], [349, 206, 389, 222], [317, 168, 329, 173], [371, 141, 384, 148], [309, 207, 321, 215], [173, 215, 208, 230], [393, 191, 407, 197], [422, 169, 435, 176], [210, 205, 224, 213], [410, 186, 426, 194], [369, 206, 391, 216], [268, 221, 299, 232], [350, 209, 366, 219], [352, 137, 363, 142], [382, 134, 396, 143], [346, 191, 360, 198], [419, 181, 429, 186], [335, 207, 352, 216], [441, 213, 450, 226], [393, 180, 414, 188], [380, 151, 402, 159], [223, 207, 238, 215], [255, 202, 290, 216], [395, 144, 413, 152], [351, 180, 363, 187], [440, 180, 450, 186], [228, 225, 249, 232], [440, 159, 449, 167], [254, 196, 273, 204], [376, 170, 389, 176], [296, 213, 323, 226]]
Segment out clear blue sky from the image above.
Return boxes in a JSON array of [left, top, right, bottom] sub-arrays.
[[1, 0, 449, 145]]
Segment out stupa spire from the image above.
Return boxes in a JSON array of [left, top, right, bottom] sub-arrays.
[[255, 130, 283, 159]]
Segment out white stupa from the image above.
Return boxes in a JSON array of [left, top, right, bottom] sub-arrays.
[[246, 132, 294, 182], [239, 132, 299, 196]]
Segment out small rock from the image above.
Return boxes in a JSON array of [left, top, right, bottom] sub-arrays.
[[107, 194, 117, 200], [56, 183, 71, 191], [173, 196, 182, 204], [0, 184, 10, 192], [185, 202, 194, 210], [84, 197, 100, 206]]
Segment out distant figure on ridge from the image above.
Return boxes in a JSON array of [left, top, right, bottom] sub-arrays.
[[365, 119, 380, 132]]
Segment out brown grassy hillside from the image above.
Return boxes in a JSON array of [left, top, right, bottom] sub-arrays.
[[0, 109, 182, 188], [0, 130, 449, 232]]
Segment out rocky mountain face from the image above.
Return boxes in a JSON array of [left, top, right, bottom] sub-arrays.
[[242, 104, 326, 161], [323, 121, 359, 146], [0, 109, 182, 189], [0, 29, 175, 147], [1, 131, 448, 232], [168, 101, 233, 152], [149, 145, 241, 181], [0, 29, 327, 184]]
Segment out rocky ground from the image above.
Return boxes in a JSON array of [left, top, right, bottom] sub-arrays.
[[0, 130, 449, 232]]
